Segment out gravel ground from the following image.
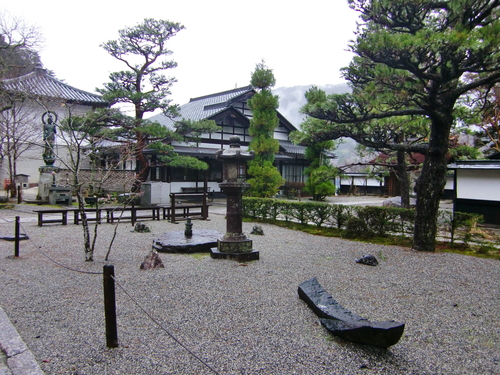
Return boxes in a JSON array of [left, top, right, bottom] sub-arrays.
[[0, 204, 499, 375]]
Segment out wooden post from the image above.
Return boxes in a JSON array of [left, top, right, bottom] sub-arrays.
[[131, 203, 137, 226], [202, 191, 208, 220], [170, 193, 176, 223], [103, 265, 118, 348], [14, 216, 20, 257], [17, 185, 22, 204]]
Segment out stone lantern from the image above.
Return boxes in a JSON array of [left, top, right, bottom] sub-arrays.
[[211, 136, 259, 261]]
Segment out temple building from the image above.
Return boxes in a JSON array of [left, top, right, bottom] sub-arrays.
[[0, 66, 108, 188], [143, 86, 307, 202], [1, 72, 307, 200]]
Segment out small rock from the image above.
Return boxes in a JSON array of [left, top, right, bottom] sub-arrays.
[[382, 196, 417, 208], [133, 222, 150, 233], [355, 254, 379, 266], [250, 225, 264, 235], [140, 250, 164, 270]]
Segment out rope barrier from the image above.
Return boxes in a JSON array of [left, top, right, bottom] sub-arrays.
[[111, 275, 220, 375], [19, 222, 103, 275], [14, 219, 220, 373]]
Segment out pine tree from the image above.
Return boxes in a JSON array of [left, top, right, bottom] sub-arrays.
[[297, 0, 500, 251], [97, 19, 218, 190], [246, 61, 283, 197]]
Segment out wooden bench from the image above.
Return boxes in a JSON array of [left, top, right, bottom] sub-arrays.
[[169, 193, 211, 222], [34, 204, 209, 226], [34, 209, 74, 226], [104, 206, 161, 224], [181, 187, 213, 201], [73, 208, 102, 225], [162, 204, 212, 222]]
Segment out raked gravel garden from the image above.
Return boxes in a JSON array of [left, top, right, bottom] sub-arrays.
[[0, 204, 499, 374]]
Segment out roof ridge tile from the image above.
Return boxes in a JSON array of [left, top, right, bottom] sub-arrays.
[[189, 85, 252, 102]]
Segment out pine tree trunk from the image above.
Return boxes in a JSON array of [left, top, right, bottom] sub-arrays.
[[132, 133, 149, 192], [396, 149, 410, 209], [413, 113, 452, 252]]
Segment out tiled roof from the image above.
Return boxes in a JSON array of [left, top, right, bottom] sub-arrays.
[[148, 86, 303, 157], [149, 85, 254, 129], [279, 140, 307, 155], [2, 67, 108, 106]]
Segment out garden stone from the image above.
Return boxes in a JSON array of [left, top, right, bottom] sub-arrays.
[[355, 254, 379, 266], [250, 225, 264, 235], [153, 230, 222, 253], [140, 250, 164, 270], [382, 196, 417, 208], [298, 277, 404, 348], [133, 222, 150, 233]]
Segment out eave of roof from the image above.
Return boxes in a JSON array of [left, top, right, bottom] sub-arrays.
[[448, 160, 500, 170], [2, 67, 108, 107], [279, 140, 306, 155]]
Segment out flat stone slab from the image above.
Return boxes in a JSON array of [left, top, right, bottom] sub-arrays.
[[153, 230, 222, 253], [298, 277, 405, 348], [0, 306, 44, 374]]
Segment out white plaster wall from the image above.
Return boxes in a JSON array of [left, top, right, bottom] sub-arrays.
[[444, 174, 454, 190], [341, 176, 381, 187], [456, 169, 500, 201], [273, 132, 289, 140], [170, 181, 220, 193]]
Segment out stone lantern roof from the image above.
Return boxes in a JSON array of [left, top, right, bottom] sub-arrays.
[[215, 136, 254, 160]]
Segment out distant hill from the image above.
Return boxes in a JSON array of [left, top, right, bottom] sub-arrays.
[[274, 83, 350, 127]]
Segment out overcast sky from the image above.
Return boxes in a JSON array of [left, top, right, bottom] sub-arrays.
[[3, 0, 359, 106]]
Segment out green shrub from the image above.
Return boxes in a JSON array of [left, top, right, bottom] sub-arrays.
[[247, 161, 284, 198], [307, 201, 333, 227], [279, 200, 295, 222], [290, 201, 313, 224], [327, 204, 352, 229], [355, 206, 399, 236], [441, 211, 483, 246], [304, 165, 336, 201], [282, 181, 305, 199], [242, 197, 266, 218], [345, 216, 369, 238], [396, 207, 416, 236]]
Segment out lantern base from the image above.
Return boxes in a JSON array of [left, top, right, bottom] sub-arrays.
[[210, 248, 259, 261]]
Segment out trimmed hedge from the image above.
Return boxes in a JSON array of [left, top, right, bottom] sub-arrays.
[[242, 197, 414, 236], [242, 197, 483, 245]]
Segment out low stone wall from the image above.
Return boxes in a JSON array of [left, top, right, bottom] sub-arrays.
[[57, 169, 136, 194]]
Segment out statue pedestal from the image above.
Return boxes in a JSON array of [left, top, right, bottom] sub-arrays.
[[48, 186, 72, 205], [37, 166, 60, 201]]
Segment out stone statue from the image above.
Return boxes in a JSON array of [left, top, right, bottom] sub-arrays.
[[42, 111, 57, 166]]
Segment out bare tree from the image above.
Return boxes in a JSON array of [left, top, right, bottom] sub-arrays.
[[0, 95, 40, 197], [56, 105, 135, 261], [0, 12, 43, 195], [0, 11, 42, 80]]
